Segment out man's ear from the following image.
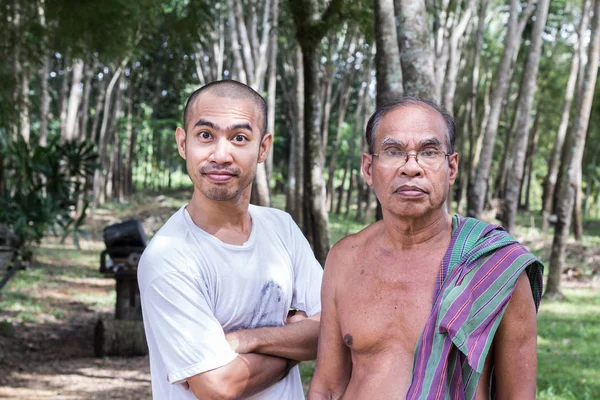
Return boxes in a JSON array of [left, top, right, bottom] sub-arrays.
[[258, 132, 273, 164], [175, 127, 187, 160], [448, 152, 459, 185], [362, 152, 374, 187]]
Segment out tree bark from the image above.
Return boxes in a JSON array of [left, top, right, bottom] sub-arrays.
[[38, 0, 49, 147], [547, 0, 600, 299], [79, 59, 94, 142], [502, 0, 550, 233], [467, 0, 533, 219], [375, 0, 403, 106], [64, 58, 85, 142], [94, 319, 147, 357], [394, 0, 436, 100], [521, 110, 540, 211], [265, 0, 279, 182], [542, 0, 591, 233], [19, 67, 30, 143], [289, 0, 344, 264], [59, 51, 71, 141], [93, 60, 127, 208]]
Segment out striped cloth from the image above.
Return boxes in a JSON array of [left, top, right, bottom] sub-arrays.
[[406, 215, 544, 400]]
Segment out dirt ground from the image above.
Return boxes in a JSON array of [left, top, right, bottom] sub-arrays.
[[0, 199, 182, 399]]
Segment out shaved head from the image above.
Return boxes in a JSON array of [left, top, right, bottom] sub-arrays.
[[183, 80, 268, 135]]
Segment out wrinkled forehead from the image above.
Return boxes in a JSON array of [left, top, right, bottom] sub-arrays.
[[375, 105, 448, 149]]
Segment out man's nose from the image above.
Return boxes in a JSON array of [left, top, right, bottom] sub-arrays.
[[399, 154, 423, 176], [209, 139, 233, 164]]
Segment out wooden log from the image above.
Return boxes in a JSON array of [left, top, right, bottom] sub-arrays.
[[94, 318, 148, 357]]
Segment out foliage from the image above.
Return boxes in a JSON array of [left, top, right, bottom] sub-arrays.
[[0, 135, 98, 257]]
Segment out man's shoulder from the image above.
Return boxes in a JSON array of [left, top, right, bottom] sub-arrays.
[[328, 221, 381, 265]]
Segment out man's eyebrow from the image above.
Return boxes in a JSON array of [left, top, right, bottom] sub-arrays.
[[419, 138, 443, 148], [380, 137, 405, 147], [228, 122, 253, 132], [193, 119, 253, 133], [194, 119, 217, 129]]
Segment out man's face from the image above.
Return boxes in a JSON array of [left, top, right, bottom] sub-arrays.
[[362, 105, 458, 219], [175, 93, 271, 202]]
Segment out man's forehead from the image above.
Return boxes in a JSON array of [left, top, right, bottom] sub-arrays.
[[187, 94, 262, 128]]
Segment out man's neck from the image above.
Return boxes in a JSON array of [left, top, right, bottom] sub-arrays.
[[381, 208, 453, 250], [186, 188, 253, 243]]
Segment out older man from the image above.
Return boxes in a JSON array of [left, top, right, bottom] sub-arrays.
[[138, 80, 323, 399], [308, 98, 543, 399]]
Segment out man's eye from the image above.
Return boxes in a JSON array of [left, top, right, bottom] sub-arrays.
[[233, 135, 246, 142], [420, 150, 439, 158], [199, 131, 211, 139], [384, 150, 405, 158]]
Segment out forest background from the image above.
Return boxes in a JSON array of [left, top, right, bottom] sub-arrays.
[[0, 0, 599, 398]]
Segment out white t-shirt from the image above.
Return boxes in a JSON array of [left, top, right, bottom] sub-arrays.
[[138, 205, 323, 399]]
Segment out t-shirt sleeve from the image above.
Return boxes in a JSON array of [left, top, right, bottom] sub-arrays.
[[287, 215, 323, 316], [141, 269, 238, 384]]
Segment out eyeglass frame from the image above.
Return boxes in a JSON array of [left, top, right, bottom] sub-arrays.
[[370, 149, 453, 170]]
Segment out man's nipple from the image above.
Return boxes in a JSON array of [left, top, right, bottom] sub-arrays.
[[343, 334, 353, 347]]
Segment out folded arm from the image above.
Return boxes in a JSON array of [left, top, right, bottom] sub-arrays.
[[186, 352, 291, 400], [226, 311, 320, 361]]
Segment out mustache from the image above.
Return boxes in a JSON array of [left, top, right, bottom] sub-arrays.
[[200, 164, 241, 175]]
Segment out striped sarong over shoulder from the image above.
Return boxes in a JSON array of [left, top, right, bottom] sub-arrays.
[[406, 215, 544, 400]]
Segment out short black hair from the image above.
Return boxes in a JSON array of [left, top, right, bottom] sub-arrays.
[[183, 80, 268, 136], [365, 97, 456, 154]]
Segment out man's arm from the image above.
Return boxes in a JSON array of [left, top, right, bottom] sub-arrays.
[[308, 245, 352, 400], [493, 272, 538, 399], [186, 353, 291, 400], [225, 311, 320, 361]]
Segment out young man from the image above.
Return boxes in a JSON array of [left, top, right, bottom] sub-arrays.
[[308, 98, 543, 399], [138, 80, 323, 399]]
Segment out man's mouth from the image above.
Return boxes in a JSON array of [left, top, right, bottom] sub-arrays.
[[201, 167, 239, 183], [395, 185, 427, 196]]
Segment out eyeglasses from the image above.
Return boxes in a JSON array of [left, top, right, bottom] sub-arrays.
[[371, 149, 452, 170]]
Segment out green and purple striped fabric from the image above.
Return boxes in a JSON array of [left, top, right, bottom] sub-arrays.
[[406, 215, 544, 400]]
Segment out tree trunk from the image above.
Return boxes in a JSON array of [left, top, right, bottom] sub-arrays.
[[394, 0, 436, 100], [573, 166, 583, 241], [265, 0, 279, 182], [467, 0, 532, 218], [547, 0, 600, 299], [123, 77, 135, 199], [326, 66, 355, 209], [542, 0, 591, 233], [39, 55, 50, 146], [64, 58, 84, 142], [93, 61, 127, 208], [521, 110, 540, 211], [502, 0, 550, 233], [441, 1, 474, 113], [375, 0, 403, 106], [335, 158, 349, 215], [79, 59, 94, 142], [94, 319, 147, 357], [59, 52, 71, 141], [19, 67, 30, 143], [90, 78, 107, 143], [289, 0, 344, 264]]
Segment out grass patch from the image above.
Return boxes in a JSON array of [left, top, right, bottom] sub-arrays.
[[537, 288, 600, 399]]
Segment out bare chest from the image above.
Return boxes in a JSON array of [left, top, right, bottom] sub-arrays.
[[336, 255, 443, 357]]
